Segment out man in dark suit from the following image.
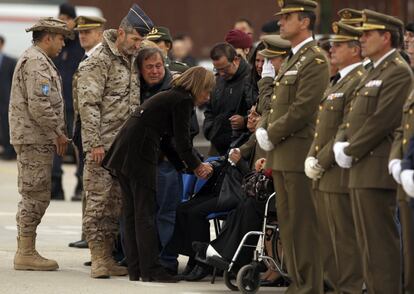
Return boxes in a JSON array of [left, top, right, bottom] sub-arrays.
[[0, 36, 16, 160], [52, 3, 84, 200]]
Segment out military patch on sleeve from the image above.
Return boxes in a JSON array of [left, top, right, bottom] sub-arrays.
[[41, 83, 50, 96]]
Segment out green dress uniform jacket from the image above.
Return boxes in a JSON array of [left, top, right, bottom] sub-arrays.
[[340, 51, 413, 189], [263, 40, 330, 171], [239, 76, 274, 166], [308, 65, 365, 193]]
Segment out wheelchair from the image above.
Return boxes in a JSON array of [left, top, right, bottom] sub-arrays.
[[222, 192, 290, 293]]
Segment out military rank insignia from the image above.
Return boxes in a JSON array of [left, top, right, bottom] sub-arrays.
[[365, 80, 382, 87], [327, 93, 344, 100], [41, 84, 50, 96]]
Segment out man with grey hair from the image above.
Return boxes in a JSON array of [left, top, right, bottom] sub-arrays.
[[77, 4, 153, 279]]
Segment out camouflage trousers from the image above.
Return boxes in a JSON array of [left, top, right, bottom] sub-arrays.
[[83, 152, 122, 243], [14, 144, 54, 237]]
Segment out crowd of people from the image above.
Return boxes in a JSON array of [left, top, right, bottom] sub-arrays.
[[3, 0, 414, 293]]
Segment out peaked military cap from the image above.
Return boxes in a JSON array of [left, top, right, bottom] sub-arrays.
[[259, 34, 291, 58], [338, 8, 363, 26], [358, 9, 404, 32], [126, 3, 154, 36], [74, 16, 106, 31], [330, 21, 362, 42], [146, 26, 173, 44], [274, 0, 318, 16], [26, 17, 74, 39]]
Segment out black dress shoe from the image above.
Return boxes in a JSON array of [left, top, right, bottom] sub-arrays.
[[142, 269, 178, 283], [68, 240, 88, 248], [192, 241, 209, 259], [205, 255, 229, 271], [118, 257, 127, 267], [84, 261, 92, 266], [184, 264, 210, 281]]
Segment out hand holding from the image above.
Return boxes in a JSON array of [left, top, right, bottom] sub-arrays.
[[388, 159, 402, 184], [54, 134, 69, 157], [255, 128, 274, 151], [304, 156, 324, 180], [261, 58, 275, 79], [333, 141, 352, 168], [91, 146, 105, 164]]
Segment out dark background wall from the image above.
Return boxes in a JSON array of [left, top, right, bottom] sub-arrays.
[[69, 0, 414, 58]]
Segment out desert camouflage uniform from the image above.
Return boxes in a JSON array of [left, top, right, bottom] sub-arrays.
[[9, 45, 66, 237], [77, 29, 140, 242]]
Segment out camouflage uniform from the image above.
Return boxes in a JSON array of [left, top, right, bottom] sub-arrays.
[[9, 45, 66, 237], [77, 29, 140, 243]]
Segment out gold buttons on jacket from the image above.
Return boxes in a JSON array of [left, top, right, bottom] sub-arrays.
[[319, 105, 323, 110], [316, 119, 320, 124], [315, 146, 319, 151], [276, 82, 280, 86], [270, 109, 274, 114], [330, 106, 334, 110], [406, 124, 410, 129], [314, 133, 318, 138], [404, 138, 408, 145], [346, 123, 350, 128], [272, 95, 276, 100], [410, 109, 413, 115]]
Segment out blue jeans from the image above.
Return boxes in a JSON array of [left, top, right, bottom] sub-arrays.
[[156, 160, 182, 271]]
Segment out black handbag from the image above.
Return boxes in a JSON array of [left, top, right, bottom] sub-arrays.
[[216, 165, 244, 210], [241, 169, 274, 202]]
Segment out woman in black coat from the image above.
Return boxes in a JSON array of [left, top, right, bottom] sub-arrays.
[[103, 66, 215, 283]]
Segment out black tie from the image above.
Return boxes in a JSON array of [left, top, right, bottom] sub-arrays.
[[331, 72, 341, 85], [287, 50, 293, 61]]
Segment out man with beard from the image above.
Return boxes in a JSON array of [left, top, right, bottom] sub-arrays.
[[77, 4, 153, 279]]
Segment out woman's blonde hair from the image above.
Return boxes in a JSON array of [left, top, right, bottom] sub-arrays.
[[172, 66, 215, 98]]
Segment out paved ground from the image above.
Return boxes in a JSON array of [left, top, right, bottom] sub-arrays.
[[0, 158, 286, 293]]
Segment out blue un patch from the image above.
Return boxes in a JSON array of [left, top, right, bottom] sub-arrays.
[[41, 84, 49, 96]]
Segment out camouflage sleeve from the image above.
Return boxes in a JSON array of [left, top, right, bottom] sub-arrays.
[[77, 57, 108, 150], [24, 59, 64, 137]]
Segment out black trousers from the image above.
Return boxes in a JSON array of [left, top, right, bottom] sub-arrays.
[[118, 173, 163, 278], [167, 194, 219, 257]]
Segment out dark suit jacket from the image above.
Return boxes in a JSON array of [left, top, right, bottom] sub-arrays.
[[103, 87, 202, 190], [0, 54, 16, 106]]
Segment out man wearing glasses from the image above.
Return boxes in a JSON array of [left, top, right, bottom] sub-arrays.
[[203, 42, 251, 156]]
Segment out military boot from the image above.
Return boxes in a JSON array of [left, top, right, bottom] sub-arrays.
[[89, 241, 110, 279], [14, 235, 59, 271], [104, 240, 128, 276]]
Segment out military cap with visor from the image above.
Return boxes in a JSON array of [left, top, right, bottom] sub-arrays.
[[26, 17, 74, 39], [337, 8, 363, 26], [126, 3, 154, 36], [329, 21, 362, 43], [357, 9, 404, 32], [74, 16, 106, 31], [145, 26, 173, 44], [259, 34, 291, 58], [274, 0, 318, 16]]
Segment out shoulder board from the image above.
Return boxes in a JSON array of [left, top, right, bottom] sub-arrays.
[[310, 46, 322, 53], [315, 58, 325, 64], [172, 60, 188, 67]]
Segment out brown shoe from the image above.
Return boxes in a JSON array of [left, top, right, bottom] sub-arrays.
[[14, 235, 59, 271], [89, 241, 109, 279]]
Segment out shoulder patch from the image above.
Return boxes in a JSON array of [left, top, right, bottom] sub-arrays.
[[41, 83, 50, 96]]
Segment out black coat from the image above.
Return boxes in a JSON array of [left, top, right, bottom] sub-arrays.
[[203, 58, 251, 155], [0, 54, 16, 105], [103, 87, 202, 190], [53, 34, 84, 111]]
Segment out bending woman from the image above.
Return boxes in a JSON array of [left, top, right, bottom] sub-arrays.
[[103, 67, 214, 283]]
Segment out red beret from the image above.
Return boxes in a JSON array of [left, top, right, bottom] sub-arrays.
[[224, 29, 253, 49]]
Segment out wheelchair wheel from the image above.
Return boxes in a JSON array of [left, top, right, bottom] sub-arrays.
[[224, 270, 238, 291], [236, 264, 260, 294]]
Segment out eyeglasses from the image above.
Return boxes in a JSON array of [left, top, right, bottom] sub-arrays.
[[213, 63, 233, 74]]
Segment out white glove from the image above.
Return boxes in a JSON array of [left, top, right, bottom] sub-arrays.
[[261, 58, 275, 79], [388, 159, 402, 184], [333, 141, 352, 168], [255, 128, 274, 151], [401, 170, 414, 198], [228, 148, 240, 166], [304, 157, 324, 180]]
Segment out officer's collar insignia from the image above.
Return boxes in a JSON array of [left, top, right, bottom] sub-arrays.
[[332, 23, 339, 34], [149, 27, 158, 35]]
